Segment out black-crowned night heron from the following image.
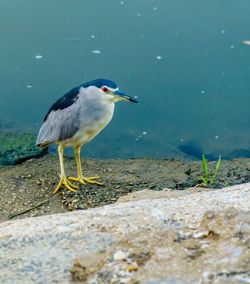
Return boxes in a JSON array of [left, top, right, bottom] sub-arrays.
[[36, 79, 138, 194]]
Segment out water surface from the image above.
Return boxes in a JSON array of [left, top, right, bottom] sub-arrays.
[[1, 0, 250, 159]]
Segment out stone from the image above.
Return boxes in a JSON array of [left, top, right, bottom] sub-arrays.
[[113, 250, 128, 261], [0, 132, 47, 165], [0, 183, 249, 283], [70, 252, 107, 281]]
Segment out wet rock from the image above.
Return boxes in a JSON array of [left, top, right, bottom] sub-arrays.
[[0, 132, 47, 165], [0, 183, 249, 283]]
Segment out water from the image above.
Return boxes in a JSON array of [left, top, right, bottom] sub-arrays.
[[0, 0, 250, 159]]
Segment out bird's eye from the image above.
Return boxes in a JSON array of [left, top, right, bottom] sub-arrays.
[[101, 87, 109, 93]]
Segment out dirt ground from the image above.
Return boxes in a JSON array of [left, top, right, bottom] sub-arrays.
[[0, 154, 249, 222]]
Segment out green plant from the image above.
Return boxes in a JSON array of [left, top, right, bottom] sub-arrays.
[[200, 154, 221, 186]]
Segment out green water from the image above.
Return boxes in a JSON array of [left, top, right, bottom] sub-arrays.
[[0, 0, 250, 159]]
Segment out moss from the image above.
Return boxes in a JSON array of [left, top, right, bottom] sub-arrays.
[[0, 132, 47, 165]]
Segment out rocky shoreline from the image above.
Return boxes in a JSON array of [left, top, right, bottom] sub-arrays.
[[0, 155, 249, 222], [0, 153, 249, 283]]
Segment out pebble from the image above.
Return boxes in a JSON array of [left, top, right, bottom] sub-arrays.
[[127, 263, 138, 272], [193, 230, 210, 239], [113, 250, 127, 261]]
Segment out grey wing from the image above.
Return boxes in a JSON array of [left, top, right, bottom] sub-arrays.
[[36, 103, 81, 147]]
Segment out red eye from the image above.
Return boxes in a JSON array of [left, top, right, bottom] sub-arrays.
[[102, 87, 109, 93]]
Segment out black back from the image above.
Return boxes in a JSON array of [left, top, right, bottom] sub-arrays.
[[43, 86, 80, 122], [43, 79, 117, 122]]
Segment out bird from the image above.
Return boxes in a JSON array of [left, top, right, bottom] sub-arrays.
[[36, 79, 138, 194]]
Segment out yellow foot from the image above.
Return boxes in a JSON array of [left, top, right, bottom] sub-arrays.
[[68, 176, 103, 186], [53, 176, 79, 194]]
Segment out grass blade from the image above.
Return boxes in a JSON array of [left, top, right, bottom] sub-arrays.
[[201, 154, 209, 180], [211, 155, 221, 184], [200, 176, 208, 184]]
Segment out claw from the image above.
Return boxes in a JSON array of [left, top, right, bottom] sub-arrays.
[[52, 176, 79, 194], [68, 176, 103, 186]]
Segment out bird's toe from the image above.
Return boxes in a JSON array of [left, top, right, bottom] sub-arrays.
[[68, 176, 102, 186], [83, 176, 102, 185], [52, 176, 79, 194]]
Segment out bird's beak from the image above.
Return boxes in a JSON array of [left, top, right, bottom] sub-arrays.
[[113, 89, 138, 103]]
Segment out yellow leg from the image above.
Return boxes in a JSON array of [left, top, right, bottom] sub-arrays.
[[68, 145, 102, 185], [53, 144, 79, 194]]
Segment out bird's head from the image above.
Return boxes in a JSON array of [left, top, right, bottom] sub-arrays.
[[83, 79, 138, 103]]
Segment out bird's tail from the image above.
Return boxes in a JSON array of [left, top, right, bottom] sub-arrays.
[[36, 141, 51, 148], [36, 120, 55, 148]]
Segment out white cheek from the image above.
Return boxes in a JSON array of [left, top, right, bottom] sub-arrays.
[[103, 94, 115, 102]]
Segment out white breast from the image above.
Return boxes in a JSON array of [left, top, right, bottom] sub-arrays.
[[62, 87, 115, 147]]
